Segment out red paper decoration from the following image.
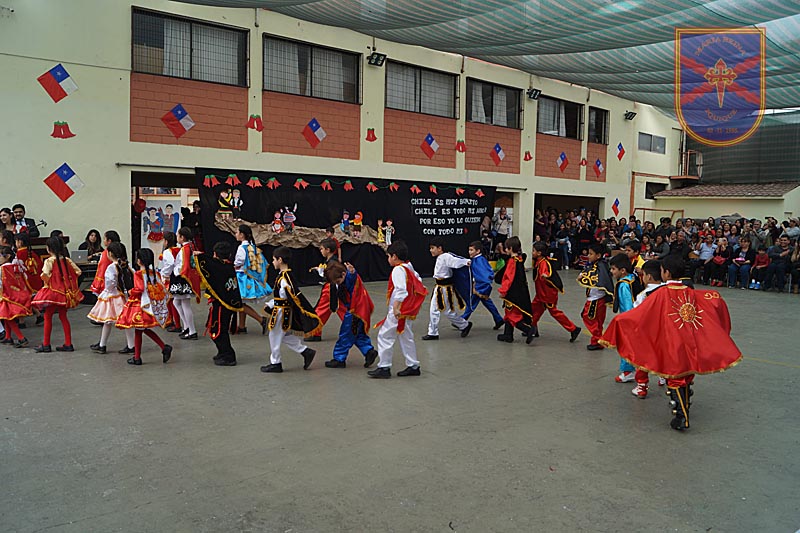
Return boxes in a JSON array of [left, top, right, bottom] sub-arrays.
[[246, 177, 262, 188], [523, 150, 532, 161], [50, 121, 76, 139], [475, 189, 485, 198], [580, 158, 588, 166], [455, 140, 467, 153], [226, 174, 241, 186], [366, 182, 379, 192], [294, 178, 309, 190], [455, 187, 465, 196], [133, 198, 147, 213], [246, 114, 264, 132], [410, 184, 422, 195], [365, 128, 377, 142], [321, 179, 333, 191], [203, 174, 220, 188], [429, 184, 438, 195], [388, 182, 399, 192], [266, 177, 281, 190], [343, 180, 354, 191]]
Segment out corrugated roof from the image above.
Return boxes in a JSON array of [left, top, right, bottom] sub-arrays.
[[654, 182, 800, 198]]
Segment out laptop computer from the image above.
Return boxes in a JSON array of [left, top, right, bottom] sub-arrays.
[[72, 249, 88, 263]]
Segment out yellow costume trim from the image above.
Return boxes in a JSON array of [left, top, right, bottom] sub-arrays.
[[194, 262, 243, 313]]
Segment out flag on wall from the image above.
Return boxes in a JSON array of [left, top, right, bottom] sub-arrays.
[[302, 118, 327, 148], [161, 104, 195, 138], [490, 143, 506, 165], [420, 133, 439, 159], [44, 163, 84, 202], [594, 158, 604, 177], [617, 143, 626, 160], [556, 152, 569, 172], [612, 198, 620, 216], [37, 64, 78, 103]]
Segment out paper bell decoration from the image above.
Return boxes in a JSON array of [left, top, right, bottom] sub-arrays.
[[365, 128, 377, 142], [266, 177, 281, 190], [366, 182, 379, 192], [203, 174, 220, 188], [50, 121, 76, 139], [410, 184, 422, 195], [246, 114, 264, 132], [475, 189, 485, 198], [580, 158, 588, 167], [226, 174, 241, 186], [429, 184, 438, 195], [293, 178, 309, 190], [321, 179, 333, 191], [246, 177, 262, 188], [455, 187, 465, 196], [343, 180, 354, 192], [523, 151, 532, 161], [455, 140, 467, 153], [388, 182, 399, 192]]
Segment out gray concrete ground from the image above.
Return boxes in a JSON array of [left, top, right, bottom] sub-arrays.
[[1, 279, 798, 532]]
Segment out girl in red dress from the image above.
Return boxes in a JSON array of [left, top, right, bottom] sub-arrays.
[[116, 248, 172, 365], [0, 246, 33, 347], [32, 236, 83, 352]]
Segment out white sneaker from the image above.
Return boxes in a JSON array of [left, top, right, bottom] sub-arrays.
[[631, 383, 648, 398], [658, 377, 666, 386], [615, 371, 635, 383], [564, 266, 569, 270]]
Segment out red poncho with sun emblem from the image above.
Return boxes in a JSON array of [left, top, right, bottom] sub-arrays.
[[600, 282, 742, 378]]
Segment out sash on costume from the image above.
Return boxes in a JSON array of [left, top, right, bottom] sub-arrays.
[[90, 250, 111, 294], [140, 272, 170, 328], [576, 260, 614, 303], [179, 244, 202, 303], [269, 270, 321, 336], [375, 263, 427, 333], [195, 254, 243, 312]]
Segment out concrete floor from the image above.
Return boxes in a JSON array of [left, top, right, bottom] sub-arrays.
[[1, 279, 798, 532]]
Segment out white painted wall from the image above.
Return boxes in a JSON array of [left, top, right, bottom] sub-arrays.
[[653, 197, 791, 222]]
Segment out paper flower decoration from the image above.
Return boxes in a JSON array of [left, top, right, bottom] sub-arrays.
[[429, 184, 438, 195], [365, 128, 377, 142], [203, 175, 220, 188], [321, 179, 333, 191], [293, 178, 309, 190], [523, 151, 533, 161], [343, 180, 354, 191], [455, 187, 465, 196], [475, 189, 485, 198], [366, 182, 378, 192], [410, 184, 422, 195], [266, 177, 281, 190], [246, 177, 262, 188], [226, 174, 241, 186], [388, 182, 399, 192]]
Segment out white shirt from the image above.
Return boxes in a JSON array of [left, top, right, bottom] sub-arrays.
[[634, 282, 663, 308], [160, 247, 176, 281], [390, 262, 421, 307], [99, 261, 121, 298], [433, 252, 469, 279], [587, 288, 607, 301], [234, 241, 249, 273], [171, 243, 189, 275]]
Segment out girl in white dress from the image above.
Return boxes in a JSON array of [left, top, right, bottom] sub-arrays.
[[87, 242, 135, 354]]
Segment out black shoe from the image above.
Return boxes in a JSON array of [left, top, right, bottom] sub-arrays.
[[367, 367, 391, 379], [17, 321, 27, 330], [92, 345, 107, 354], [261, 363, 283, 373], [1, 336, 14, 345], [213, 353, 223, 361], [237, 327, 248, 334], [397, 366, 421, 377], [325, 359, 346, 368], [586, 343, 604, 351], [306, 335, 322, 342], [34, 344, 52, 353], [421, 335, 439, 341], [35, 315, 44, 325], [118, 346, 135, 354], [364, 348, 378, 368], [14, 338, 29, 348], [90, 320, 103, 326], [525, 326, 536, 345], [214, 357, 237, 366], [56, 344, 74, 352], [162, 344, 173, 363], [179, 328, 189, 336], [301, 348, 316, 370], [90, 342, 101, 350], [570, 327, 582, 343], [497, 334, 513, 343], [261, 317, 268, 336], [179, 332, 198, 340], [460, 322, 473, 338], [127, 357, 142, 366], [166, 325, 181, 333], [493, 320, 504, 330]]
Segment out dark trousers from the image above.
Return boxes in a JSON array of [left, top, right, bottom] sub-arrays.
[[764, 262, 788, 291], [208, 301, 236, 361]]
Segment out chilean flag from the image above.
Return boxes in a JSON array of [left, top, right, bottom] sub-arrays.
[[302, 118, 327, 148], [556, 152, 569, 172], [37, 64, 78, 103], [44, 163, 85, 202], [594, 158, 604, 177], [617, 143, 626, 160], [490, 143, 505, 166], [612, 198, 620, 216], [161, 104, 195, 138], [420, 133, 439, 159]]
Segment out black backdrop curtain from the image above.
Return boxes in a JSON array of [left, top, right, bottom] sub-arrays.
[[197, 168, 495, 285]]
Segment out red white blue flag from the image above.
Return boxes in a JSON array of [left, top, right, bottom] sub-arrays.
[[161, 104, 195, 139], [594, 158, 604, 177], [420, 133, 439, 159], [44, 163, 84, 202], [37, 64, 78, 103], [612, 198, 620, 216], [490, 143, 505, 166], [617, 143, 625, 160], [556, 152, 569, 172], [302, 118, 327, 148]]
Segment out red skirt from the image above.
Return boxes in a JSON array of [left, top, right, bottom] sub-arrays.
[[116, 298, 159, 329], [0, 297, 32, 320], [32, 286, 83, 309]]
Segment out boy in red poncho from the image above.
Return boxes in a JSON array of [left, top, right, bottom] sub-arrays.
[[529, 241, 581, 343], [495, 236, 535, 344]]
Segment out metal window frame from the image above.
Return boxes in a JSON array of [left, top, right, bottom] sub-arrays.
[[638, 132, 666, 154], [465, 78, 522, 129], [131, 7, 250, 88], [588, 106, 609, 145], [385, 60, 458, 119], [262, 35, 362, 105], [536, 95, 583, 140]]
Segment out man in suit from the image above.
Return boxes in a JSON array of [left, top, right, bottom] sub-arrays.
[[12, 204, 40, 238]]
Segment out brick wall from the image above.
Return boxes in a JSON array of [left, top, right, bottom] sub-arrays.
[[262, 92, 360, 159], [586, 142, 608, 182], [465, 122, 521, 174], [130, 73, 247, 150], [383, 109, 456, 168], [535, 134, 581, 180]]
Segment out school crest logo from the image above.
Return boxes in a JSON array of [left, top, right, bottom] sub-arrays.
[[675, 28, 766, 146]]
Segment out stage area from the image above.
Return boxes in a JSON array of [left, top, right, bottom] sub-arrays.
[[1, 280, 797, 532]]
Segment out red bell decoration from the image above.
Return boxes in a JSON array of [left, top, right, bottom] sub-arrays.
[[365, 128, 377, 142], [266, 177, 281, 190], [254, 115, 264, 132], [366, 182, 378, 192], [580, 158, 588, 167], [226, 174, 241, 186], [133, 198, 147, 214], [410, 184, 422, 195], [60, 123, 76, 138], [455, 187, 465, 196], [203, 174, 220, 188], [429, 184, 438, 195], [523, 150, 533, 161], [294, 178, 309, 190], [455, 140, 467, 153], [246, 115, 257, 129], [343, 180, 354, 192], [50, 122, 61, 138], [321, 179, 333, 191], [388, 182, 399, 192], [246, 177, 262, 188], [475, 189, 485, 198]]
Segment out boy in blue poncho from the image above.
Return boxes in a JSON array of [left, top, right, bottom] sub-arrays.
[[462, 240, 504, 330]]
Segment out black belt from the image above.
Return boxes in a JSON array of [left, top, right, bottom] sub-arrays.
[[435, 278, 454, 286], [273, 298, 290, 308]]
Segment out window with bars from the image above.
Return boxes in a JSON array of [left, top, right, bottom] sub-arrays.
[[645, 182, 668, 199], [638, 132, 666, 154], [263, 37, 360, 104], [588, 107, 609, 144], [132, 9, 248, 87], [466, 79, 521, 129], [386, 62, 457, 119], [536, 96, 583, 140]]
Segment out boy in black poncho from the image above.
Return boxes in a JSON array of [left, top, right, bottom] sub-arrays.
[[495, 237, 535, 344]]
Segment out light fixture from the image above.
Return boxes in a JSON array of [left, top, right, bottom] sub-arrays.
[[526, 88, 542, 100], [624, 111, 637, 120], [367, 52, 387, 67]]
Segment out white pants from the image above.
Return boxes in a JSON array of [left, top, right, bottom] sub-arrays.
[[427, 287, 468, 336], [268, 307, 307, 365], [377, 311, 419, 369], [172, 295, 196, 335]]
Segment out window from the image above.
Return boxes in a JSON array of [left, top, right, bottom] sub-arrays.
[[386, 62, 457, 119], [536, 96, 583, 139], [466, 79, 521, 128], [645, 182, 668, 199], [263, 37, 360, 104], [638, 132, 667, 154], [588, 107, 609, 144], [132, 9, 248, 87]]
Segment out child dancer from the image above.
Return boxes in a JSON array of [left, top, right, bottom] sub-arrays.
[[608, 254, 643, 383], [163, 227, 200, 340], [233, 225, 271, 334], [195, 241, 243, 366], [14, 233, 44, 326], [576, 244, 614, 351], [630, 259, 666, 398], [261, 246, 319, 373], [116, 248, 172, 365], [89, 230, 121, 296], [32, 236, 83, 352], [87, 242, 136, 354], [529, 241, 581, 342], [323, 261, 378, 368], [160, 232, 182, 333], [422, 237, 472, 340], [308, 238, 344, 342], [462, 240, 504, 330], [0, 246, 32, 347], [369, 240, 427, 379], [495, 236, 535, 344]]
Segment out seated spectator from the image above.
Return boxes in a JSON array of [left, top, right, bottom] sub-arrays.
[[781, 217, 800, 242], [0, 208, 16, 233], [668, 230, 691, 267], [728, 238, 755, 289], [728, 225, 740, 248], [692, 234, 717, 284], [750, 246, 771, 289], [651, 234, 670, 259], [78, 229, 104, 261], [12, 204, 40, 238], [790, 245, 800, 294], [764, 235, 793, 292], [709, 237, 733, 287]]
